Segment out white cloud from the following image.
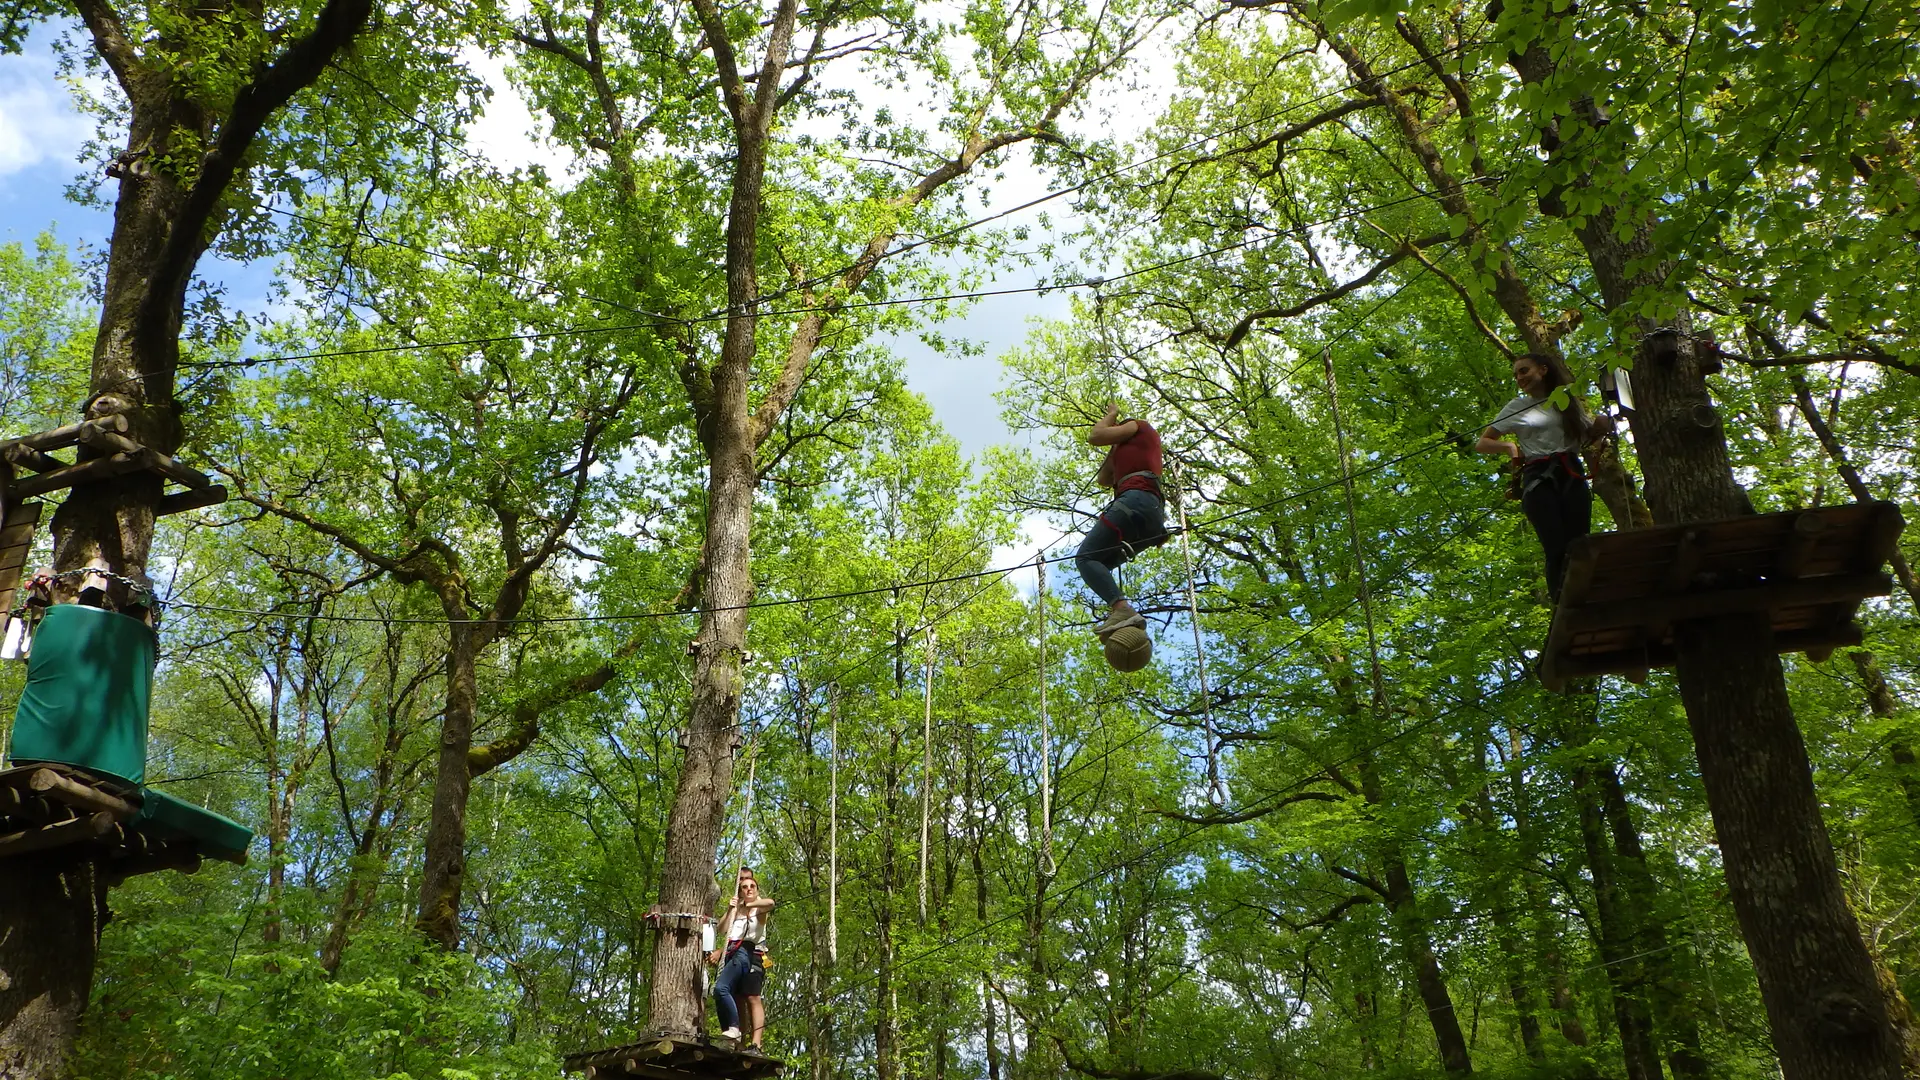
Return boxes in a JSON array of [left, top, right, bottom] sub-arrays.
[[0, 50, 86, 178], [460, 46, 580, 181]]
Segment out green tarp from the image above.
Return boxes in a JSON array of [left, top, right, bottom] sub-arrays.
[[8, 603, 254, 861], [134, 788, 253, 860], [10, 603, 155, 785]]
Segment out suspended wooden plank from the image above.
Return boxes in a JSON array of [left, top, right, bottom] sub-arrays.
[[1540, 501, 1905, 691]]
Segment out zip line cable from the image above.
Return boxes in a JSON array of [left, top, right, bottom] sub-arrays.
[[307, 35, 1484, 330], [151, 175, 1497, 385], [170, 408, 1499, 629]]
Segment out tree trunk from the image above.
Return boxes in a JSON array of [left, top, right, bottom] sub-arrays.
[[1355, 750, 1472, 1073], [1501, 28, 1904, 1073], [414, 617, 481, 949], [1596, 764, 1709, 1078], [1572, 761, 1663, 1080], [0, 866, 109, 1078], [644, 0, 797, 1029]]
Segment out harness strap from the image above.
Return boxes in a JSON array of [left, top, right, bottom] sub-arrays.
[[1524, 451, 1583, 481], [1117, 469, 1164, 496]]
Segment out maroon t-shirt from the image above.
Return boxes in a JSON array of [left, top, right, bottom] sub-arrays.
[[1106, 420, 1163, 496]]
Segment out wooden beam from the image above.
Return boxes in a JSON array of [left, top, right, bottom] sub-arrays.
[[1662, 529, 1705, 592], [132, 447, 214, 490], [27, 768, 141, 820], [7, 452, 144, 499], [1560, 540, 1599, 608], [0, 811, 115, 858], [1562, 572, 1891, 634], [158, 485, 229, 517], [106, 851, 202, 883], [1, 443, 63, 472], [5, 415, 127, 454], [76, 428, 143, 458], [1775, 514, 1826, 579], [1856, 501, 1907, 573], [1550, 624, 1866, 680]]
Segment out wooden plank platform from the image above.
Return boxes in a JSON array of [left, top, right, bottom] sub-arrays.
[[1539, 501, 1905, 691], [0, 764, 222, 881], [564, 1034, 783, 1080], [0, 418, 218, 503]]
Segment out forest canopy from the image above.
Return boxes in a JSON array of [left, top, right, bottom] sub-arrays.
[[1, 0, 1918, 1077]]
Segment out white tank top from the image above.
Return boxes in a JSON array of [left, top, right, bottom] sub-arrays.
[[726, 910, 766, 945]]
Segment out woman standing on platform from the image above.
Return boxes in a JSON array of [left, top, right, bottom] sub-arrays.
[[709, 866, 774, 1050], [1476, 354, 1612, 601]]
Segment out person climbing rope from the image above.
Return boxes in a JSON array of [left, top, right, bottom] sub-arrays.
[[708, 865, 774, 1050], [1475, 354, 1613, 601], [1079, 403, 1167, 636]]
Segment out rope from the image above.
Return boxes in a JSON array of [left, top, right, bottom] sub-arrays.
[[919, 625, 935, 926], [1323, 347, 1389, 713], [828, 682, 840, 965], [1171, 462, 1222, 805], [1037, 555, 1056, 878]]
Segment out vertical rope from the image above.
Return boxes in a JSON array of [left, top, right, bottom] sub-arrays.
[[828, 683, 839, 965], [1323, 347, 1388, 710], [920, 626, 935, 925], [1172, 463, 1222, 804], [1036, 555, 1056, 877], [738, 730, 761, 870]]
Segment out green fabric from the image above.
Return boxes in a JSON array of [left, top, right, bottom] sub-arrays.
[[9, 604, 156, 785], [134, 788, 253, 859]]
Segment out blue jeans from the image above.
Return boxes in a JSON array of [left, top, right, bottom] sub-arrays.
[[1076, 489, 1166, 605], [714, 946, 764, 1030]]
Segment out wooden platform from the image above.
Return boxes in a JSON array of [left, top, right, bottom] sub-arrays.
[[1539, 501, 1905, 691], [564, 1034, 783, 1080], [0, 764, 242, 881], [0, 415, 226, 512]]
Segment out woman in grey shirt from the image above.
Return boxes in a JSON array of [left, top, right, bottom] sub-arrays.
[[1475, 354, 1612, 600]]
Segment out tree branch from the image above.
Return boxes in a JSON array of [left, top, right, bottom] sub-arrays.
[[139, 0, 376, 354], [1222, 233, 1449, 348], [1150, 790, 1341, 824], [69, 0, 141, 93]]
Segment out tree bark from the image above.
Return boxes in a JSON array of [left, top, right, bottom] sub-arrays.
[[0, 865, 109, 1079], [414, 615, 481, 948], [1351, 752, 1473, 1073]]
